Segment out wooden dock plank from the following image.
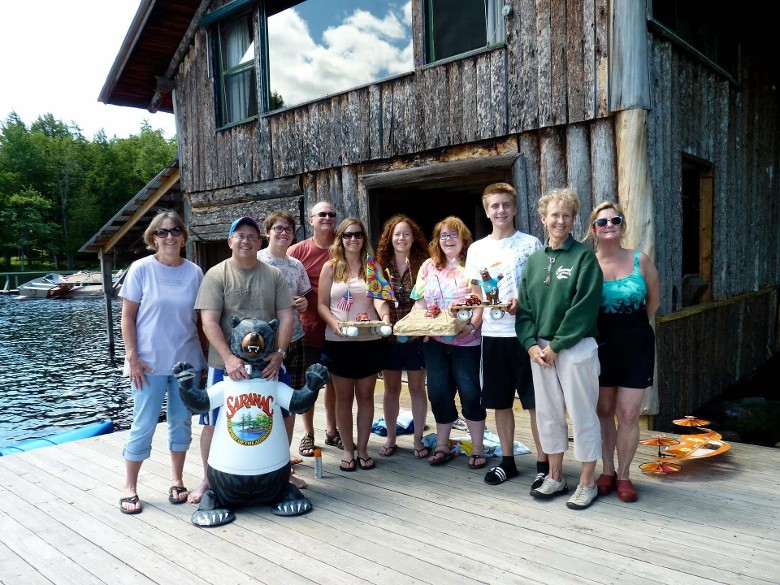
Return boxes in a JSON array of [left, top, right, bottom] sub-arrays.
[[2, 386, 780, 585]]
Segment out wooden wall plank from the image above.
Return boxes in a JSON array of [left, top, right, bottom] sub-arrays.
[[536, 0, 553, 127], [550, 0, 568, 125], [476, 53, 493, 140], [566, 123, 593, 239], [448, 61, 464, 145], [519, 131, 544, 240], [566, 0, 586, 123], [368, 84, 383, 160], [461, 59, 478, 143], [518, 0, 539, 131], [593, 0, 609, 117], [539, 126, 567, 197], [581, 0, 597, 120], [589, 117, 616, 206], [490, 49, 508, 138]]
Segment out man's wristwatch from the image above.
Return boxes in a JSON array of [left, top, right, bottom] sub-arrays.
[[275, 348, 287, 359]]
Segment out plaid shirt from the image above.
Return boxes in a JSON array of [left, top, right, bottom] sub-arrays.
[[388, 264, 416, 324]]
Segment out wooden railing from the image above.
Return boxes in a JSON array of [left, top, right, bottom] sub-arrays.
[[654, 288, 778, 430]]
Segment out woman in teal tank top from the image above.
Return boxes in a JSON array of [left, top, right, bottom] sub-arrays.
[[587, 201, 659, 503]]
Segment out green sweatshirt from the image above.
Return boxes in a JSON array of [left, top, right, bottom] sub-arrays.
[[516, 236, 603, 353]]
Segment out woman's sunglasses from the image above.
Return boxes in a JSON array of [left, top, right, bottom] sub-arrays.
[[342, 231, 364, 240], [593, 216, 623, 227], [154, 227, 183, 237]]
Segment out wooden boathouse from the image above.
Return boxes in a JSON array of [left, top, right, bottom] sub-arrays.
[[98, 0, 780, 429]]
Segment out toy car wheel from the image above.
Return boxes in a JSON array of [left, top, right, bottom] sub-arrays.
[[457, 309, 472, 321], [490, 308, 505, 320], [396, 335, 408, 343]]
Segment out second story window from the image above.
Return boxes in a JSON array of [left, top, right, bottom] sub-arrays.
[[425, 0, 506, 64], [216, 12, 258, 126]]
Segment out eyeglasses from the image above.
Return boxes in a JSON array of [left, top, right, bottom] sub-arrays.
[[270, 225, 293, 234], [439, 232, 459, 241], [312, 211, 336, 218], [342, 231, 364, 240], [154, 227, 183, 238], [593, 216, 623, 227], [232, 233, 259, 242]]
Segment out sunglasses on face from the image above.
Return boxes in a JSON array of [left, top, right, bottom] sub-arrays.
[[342, 231, 364, 240], [154, 227, 183, 237], [593, 216, 623, 227], [312, 211, 336, 218], [270, 225, 293, 234]]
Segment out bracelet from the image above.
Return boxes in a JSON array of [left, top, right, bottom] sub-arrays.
[[467, 322, 476, 334]]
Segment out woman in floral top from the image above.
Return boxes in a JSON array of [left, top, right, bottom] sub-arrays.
[[411, 216, 487, 469], [376, 215, 430, 459]]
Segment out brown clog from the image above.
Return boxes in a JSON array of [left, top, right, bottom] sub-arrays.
[[595, 473, 617, 496], [616, 479, 638, 502]]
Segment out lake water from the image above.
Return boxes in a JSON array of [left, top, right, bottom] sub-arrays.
[[0, 294, 133, 449]]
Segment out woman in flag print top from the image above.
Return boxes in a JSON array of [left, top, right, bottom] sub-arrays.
[[318, 217, 392, 472], [410, 216, 487, 469]]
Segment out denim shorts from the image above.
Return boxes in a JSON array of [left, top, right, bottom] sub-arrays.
[[124, 374, 192, 461], [384, 338, 426, 371]]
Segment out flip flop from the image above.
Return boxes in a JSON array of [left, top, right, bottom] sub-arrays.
[[428, 449, 454, 466], [119, 495, 142, 514], [168, 485, 189, 504], [358, 457, 376, 470], [468, 453, 487, 469], [378, 444, 397, 457], [413, 447, 430, 459], [339, 458, 357, 472]]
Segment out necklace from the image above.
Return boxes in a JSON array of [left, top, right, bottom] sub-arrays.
[[543, 251, 562, 286]]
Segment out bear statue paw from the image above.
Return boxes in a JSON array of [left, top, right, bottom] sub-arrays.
[[305, 363, 330, 389], [272, 484, 313, 517], [172, 361, 195, 384]]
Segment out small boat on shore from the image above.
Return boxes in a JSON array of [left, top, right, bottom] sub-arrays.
[[0, 420, 114, 457], [17, 270, 125, 299]]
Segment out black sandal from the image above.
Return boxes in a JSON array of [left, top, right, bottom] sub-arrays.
[[339, 457, 356, 472]]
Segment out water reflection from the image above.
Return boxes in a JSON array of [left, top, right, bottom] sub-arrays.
[[0, 295, 133, 448]]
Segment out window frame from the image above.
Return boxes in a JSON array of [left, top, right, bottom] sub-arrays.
[[424, 0, 507, 65], [212, 9, 260, 129]]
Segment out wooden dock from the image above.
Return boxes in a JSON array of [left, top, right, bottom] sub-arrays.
[[1, 388, 778, 585]]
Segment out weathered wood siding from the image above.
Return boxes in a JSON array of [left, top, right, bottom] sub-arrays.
[[655, 289, 778, 430], [176, 0, 611, 210], [647, 34, 780, 315]]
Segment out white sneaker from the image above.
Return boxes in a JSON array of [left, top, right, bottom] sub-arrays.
[[530, 472, 547, 493], [530, 476, 568, 499], [566, 484, 598, 510], [452, 417, 468, 431]]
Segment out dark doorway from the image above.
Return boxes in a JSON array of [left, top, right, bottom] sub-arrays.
[[680, 157, 713, 307], [367, 172, 510, 247]]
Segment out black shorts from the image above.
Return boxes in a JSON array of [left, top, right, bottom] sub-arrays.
[[384, 338, 425, 371], [323, 339, 387, 379], [597, 312, 655, 389], [480, 336, 535, 410]]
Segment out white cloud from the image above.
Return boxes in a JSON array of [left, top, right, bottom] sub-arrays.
[[268, 1, 413, 107]]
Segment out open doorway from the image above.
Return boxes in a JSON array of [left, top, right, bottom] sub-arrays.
[[680, 156, 713, 307], [367, 171, 511, 247]]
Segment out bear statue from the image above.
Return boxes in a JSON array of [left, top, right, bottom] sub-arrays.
[[471, 267, 504, 305], [173, 316, 330, 527]]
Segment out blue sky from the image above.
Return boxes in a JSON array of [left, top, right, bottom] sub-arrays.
[[0, 0, 176, 139]]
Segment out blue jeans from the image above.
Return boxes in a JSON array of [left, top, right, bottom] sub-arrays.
[[123, 375, 192, 461], [423, 340, 485, 424]]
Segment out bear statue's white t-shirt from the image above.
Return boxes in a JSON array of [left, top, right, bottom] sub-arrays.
[[207, 377, 295, 475]]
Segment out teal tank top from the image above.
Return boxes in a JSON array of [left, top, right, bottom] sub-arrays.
[[601, 251, 647, 314]]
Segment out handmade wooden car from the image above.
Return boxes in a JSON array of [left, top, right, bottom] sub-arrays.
[[450, 295, 510, 321]]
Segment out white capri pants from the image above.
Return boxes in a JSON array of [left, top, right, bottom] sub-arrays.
[[530, 337, 601, 462]]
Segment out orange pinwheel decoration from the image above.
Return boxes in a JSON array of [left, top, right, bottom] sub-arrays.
[[640, 435, 679, 458]]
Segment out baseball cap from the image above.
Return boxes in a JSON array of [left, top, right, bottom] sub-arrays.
[[228, 216, 261, 236]]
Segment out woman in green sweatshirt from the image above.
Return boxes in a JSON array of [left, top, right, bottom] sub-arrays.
[[516, 188, 603, 511]]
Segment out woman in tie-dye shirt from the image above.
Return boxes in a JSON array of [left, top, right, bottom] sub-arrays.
[[411, 216, 487, 470]]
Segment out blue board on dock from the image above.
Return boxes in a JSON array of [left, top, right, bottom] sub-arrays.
[[0, 420, 114, 456]]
